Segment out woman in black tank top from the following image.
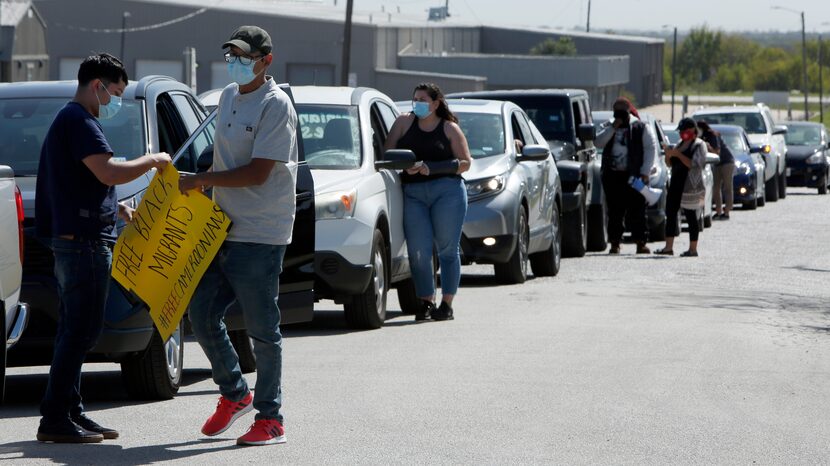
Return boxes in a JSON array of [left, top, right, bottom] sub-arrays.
[[384, 83, 472, 321]]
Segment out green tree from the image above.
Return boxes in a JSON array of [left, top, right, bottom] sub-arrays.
[[530, 37, 577, 56], [676, 26, 723, 84]]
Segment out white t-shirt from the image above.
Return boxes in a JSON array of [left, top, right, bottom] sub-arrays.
[[213, 78, 298, 245]]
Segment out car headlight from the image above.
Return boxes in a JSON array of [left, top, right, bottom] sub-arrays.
[[806, 152, 824, 164], [315, 190, 357, 219], [466, 174, 506, 199], [736, 161, 751, 175]]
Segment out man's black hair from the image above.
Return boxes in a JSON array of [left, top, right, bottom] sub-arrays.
[[77, 53, 129, 86]]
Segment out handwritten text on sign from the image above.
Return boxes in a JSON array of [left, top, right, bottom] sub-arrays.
[[112, 166, 231, 342]]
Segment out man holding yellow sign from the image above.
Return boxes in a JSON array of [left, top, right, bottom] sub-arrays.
[[178, 25, 298, 447]]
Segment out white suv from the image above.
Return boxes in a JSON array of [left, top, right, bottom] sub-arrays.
[[292, 87, 417, 329], [1, 165, 27, 403], [693, 104, 788, 202]]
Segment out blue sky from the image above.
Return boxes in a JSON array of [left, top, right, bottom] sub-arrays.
[[346, 0, 830, 32]]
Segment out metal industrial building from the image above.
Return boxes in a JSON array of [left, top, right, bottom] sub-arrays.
[[0, 0, 48, 82], [29, 0, 663, 108]]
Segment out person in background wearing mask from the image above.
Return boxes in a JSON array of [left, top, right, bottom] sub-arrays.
[[178, 26, 297, 446], [35, 53, 171, 443], [655, 118, 707, 257], [595, 97, 656, 254], [384, 83, 472, 322], [697, 121, 734, 220]]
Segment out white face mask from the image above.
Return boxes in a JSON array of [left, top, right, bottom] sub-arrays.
[[95, 82, 122, 120]]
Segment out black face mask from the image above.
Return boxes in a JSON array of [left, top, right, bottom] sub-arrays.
[[613, 110, 630, 123]]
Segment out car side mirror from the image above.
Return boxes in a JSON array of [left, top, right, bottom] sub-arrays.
[[705, 153, 720, 165], [518, 144, 550, 162], [197, 145, 213, 173], [577, 123, 596, 142], [376, 149, 416, 170], [772, 125, 788, 136]]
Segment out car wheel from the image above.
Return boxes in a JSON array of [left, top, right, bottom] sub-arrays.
[[778, 169, 787, 198], [229, 329, 256, 374], [121, 323, 184, 400], [494, 206, 528, 284], [344, 230, 388, 329], [561, 187, 587, 258], [530, 201, 562, 277], [703, 213, 713, 228], [1, 316, 6, 404], [818, 173, 828, 195], [742, 195, 758, 210], [650, 217, 667, 241], [586, 201, 607, 252], [757, 185, 766, 207], [396, 253, 437, 315], [765, 172, 779, 202]]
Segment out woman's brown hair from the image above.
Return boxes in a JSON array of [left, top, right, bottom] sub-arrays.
[[413, 82, 458, 124]]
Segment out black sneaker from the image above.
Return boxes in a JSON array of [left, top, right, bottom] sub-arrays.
[[432, 302, 454, 321], [721, 213, 730, 220], [72, 414, 119, 440], [415, 300, 435, 322], [37, 418, 104, 443]]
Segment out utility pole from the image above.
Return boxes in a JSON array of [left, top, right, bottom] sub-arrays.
[[120, 11, 130, 66], [340, 0, 354, 86], [801, 11, 809, 120], [671, 27, 677, 122], [586, 0, 591, 33], [818, 34, 824, 123]]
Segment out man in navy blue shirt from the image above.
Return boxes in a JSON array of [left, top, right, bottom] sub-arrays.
[[35, 53, 171, 444]]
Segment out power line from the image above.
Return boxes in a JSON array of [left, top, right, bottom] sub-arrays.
[[53, 0, 223, 34]]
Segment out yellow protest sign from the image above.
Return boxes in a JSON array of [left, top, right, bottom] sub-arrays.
[[112, 166, 231, 342]]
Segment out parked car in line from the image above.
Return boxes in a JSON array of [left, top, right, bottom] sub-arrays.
[[447, 90, 603, 257], [289, 86, 418, 328], [782, 121, 830, 195], [693, 104, 788, 202], [710, 124, 766, 209], [661, 124, 680, 145], [0, 76, 316, 399], [0, 165, 27, 404], [439, 99, 563, 283], [593, 110, 670, 240]]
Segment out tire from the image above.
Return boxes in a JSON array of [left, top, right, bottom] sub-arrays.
[[742, 196, 758, 210], [765, 172, 779, 202], [703, 213, 712, 228], [1, 316, 6, 404], [778, 169, 787, 199], [650, 218, 666, 241], [530, 201, 562, 277], [121, 323, 184, 400], [396, 253, 437, 315], [757, 186, 766, 207], [344, 230, 388, 329], [229, 329, 256, 374], [586, 202, 607, 252], [561, 187, 587, 258], [494, 207, 528, 284], [818, 173, 828, 195]]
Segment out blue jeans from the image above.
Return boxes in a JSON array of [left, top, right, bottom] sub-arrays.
[[188, 241, 286, 422], [403, 177, 468, 298], [40, 238, 112, 421]]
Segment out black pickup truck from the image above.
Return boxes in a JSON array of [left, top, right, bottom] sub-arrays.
[[449, 90, 606, 256]]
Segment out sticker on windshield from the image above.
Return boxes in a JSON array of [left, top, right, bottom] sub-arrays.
[[483, 147, 493, 151]]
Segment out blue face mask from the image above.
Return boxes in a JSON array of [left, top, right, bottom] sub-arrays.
[[412, 101, 433, 119], [95, 83, 122, 120], [228, 61, 257, 86]]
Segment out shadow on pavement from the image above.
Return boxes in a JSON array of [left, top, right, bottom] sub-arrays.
[[0, 438, 240, 465]]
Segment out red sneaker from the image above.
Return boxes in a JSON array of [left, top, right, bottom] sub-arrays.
[[201, 392, 253, 436], [236, 419, 287, 446]]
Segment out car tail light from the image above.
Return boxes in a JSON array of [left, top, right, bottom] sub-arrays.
[[14, 185, 24, 262]]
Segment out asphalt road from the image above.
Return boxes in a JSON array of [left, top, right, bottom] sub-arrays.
[[2, 188, 829, 464]]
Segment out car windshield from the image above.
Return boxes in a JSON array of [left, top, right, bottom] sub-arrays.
[[296, 104, 361, 170], [784, 125, 823, 146], [0, 98, 146, 176], [493, 96, 573, 143], [664, 129, 680, 145], [456, 112, 505, 158], [696, 113, 768, 135], [720, 132, 747, 153]]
